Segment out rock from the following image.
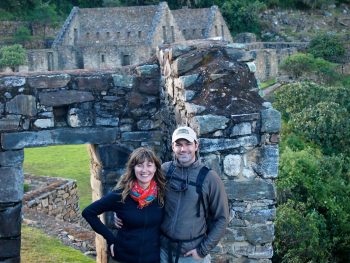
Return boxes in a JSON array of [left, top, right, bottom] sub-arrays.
[[6, 95, 37, 116]]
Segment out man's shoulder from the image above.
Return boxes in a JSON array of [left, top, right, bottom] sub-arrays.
[[161, 161, 173, 172]]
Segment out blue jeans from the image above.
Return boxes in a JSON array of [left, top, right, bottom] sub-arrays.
[[160, 248, 211, 263]]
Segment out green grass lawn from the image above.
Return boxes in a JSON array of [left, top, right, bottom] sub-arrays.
[[23, 145, 91, 210], [21, 224, 94, 263]]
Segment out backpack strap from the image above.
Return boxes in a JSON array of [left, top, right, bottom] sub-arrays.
[[166, 161, 176, 178], [196, 166, 210, 217]]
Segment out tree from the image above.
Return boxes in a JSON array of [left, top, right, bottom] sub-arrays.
[[29, 2, 59, 39], [0, 44, 26, 72], [220, 0, 266, 35], [14, 25, 32, 45]]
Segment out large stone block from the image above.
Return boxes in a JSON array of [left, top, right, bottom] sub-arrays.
[[244, 225, 274, 245], [0, 116, 21, 131], [0, 76, 25, 88], [76, 75, 109, 91], [177, 74, 199, 89], [231, 122, 252, 137], [226, 242, 273, 259], [225, 180, 275, 201], [112, 74, 135, 88], [173, 52, 205, 75], [6, 95, 37, 116], [0, 202, 21, 237], [27, 74, 70, 89], [0, 150, 23, 167], [0, 238, 20, 259], [199, 136, 259, 153], [238, 209, 276, 224], [136, 64, 159, 76], [261, 108, 281, 133], [1, 127, 119, 150], [224, 154, 242, 177], [38, 90, 94, 106], [0, 167, 23, 202], [193, 115, 229, 135], [254, 145, 279, 179], [67, 108, 94, 127]]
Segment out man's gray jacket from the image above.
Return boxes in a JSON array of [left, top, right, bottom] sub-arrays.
[[160, 159, 229, 257]]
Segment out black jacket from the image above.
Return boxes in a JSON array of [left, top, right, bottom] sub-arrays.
[[82, 190, 163, 263]]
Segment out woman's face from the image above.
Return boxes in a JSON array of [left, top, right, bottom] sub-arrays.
[[134, 158, 156, 189]]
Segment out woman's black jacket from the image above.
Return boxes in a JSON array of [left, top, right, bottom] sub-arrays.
[[82, 189, 164, 263]]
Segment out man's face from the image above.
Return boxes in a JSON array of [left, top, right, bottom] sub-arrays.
[[172, 139, 198, 166]]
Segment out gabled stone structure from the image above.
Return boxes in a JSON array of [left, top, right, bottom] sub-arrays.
[[26, 2, 232, 72], [0, 39, 279, 263]]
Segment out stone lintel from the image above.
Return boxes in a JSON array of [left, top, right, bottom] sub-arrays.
[[1, 127, 119, 150]]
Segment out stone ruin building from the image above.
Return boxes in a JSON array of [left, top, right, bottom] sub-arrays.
[[0, 39, 280, 263], [27, 2, 232, 72], [22, 2, 306, 83]]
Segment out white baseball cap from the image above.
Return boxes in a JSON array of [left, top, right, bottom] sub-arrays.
[[172, 126, 198, 143]]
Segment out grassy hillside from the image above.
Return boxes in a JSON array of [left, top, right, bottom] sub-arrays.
[[21, 224, 94, 263], [23, 145, 91, 210]]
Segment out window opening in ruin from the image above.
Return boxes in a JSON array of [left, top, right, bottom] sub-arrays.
[[96, 32, 100, 39], [171, 26, 175, 42], [215, 25, 218, 36], [183, 29, 186, 36], [138, 31, 142, 38], [74, 28, 78, 45], [192, 29, 196, 35], [106, 32, 110, 38], [122, 54, 130, 66], [101, 54, 105, 63], [127, 32, 131, 39], [201, 29, 205, 37], [221, 25, 224, 38], [47, 52, 54, 71], [162, 26, 167, 43], [86, 32, 90, 39], [53, 106, 68, 127], [117, 32, 120, 38]]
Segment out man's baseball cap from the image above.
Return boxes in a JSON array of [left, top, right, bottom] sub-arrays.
[[172, 126, 198, 143]]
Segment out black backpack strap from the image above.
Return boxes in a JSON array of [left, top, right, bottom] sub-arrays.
[[166, 161, 176, 178], [196, 166, 210, 217]]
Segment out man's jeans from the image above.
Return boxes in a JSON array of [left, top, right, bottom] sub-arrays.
[[160, 248, 211, 263]]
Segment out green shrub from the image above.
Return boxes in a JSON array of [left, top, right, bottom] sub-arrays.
[[0, 44, 26, 72], [291, 101, 350, 154], [280, 53, 315, 78], [274, 200, 330, 263], [281, 53, 341, 84], [308, 33, 346, 63], [276, 147, 350, 262]]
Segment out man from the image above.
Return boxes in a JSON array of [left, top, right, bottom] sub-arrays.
[[160, 126, 229, 263], [115, 126, 229, 263]]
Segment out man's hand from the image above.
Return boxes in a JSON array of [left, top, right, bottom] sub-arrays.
[[110, 244, 115, 257], [113, 212, 123, 228], [184, 249, 202, 260]]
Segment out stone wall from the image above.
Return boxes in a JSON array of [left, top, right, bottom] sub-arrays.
[[23, 175, 80, 223], [157, 40, 279, 262], [0, 39, 280, 263]]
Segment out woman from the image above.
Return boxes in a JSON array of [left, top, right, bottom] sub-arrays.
[[82, 147, 166, 263]]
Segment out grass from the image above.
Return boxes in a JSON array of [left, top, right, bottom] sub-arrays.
[[21, 224, 94, 263], [260, 78, 277, 89], [23, 145, 91, 210]]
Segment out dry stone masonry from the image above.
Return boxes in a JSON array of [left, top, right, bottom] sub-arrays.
[[0, 39, 280, 263]]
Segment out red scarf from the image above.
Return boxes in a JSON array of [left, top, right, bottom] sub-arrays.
[[130, 180, 158, 209]]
